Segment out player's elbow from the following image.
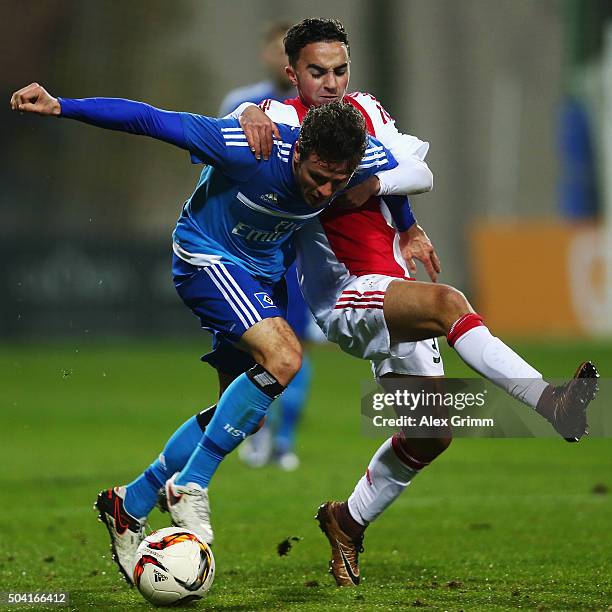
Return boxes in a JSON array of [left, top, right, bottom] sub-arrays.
[[410, 166, 433, 194]]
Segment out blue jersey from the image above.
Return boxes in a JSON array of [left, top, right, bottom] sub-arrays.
[[218, 82, 309, 342], [57, 97, 398, 282], [173, 114, 397, 282]]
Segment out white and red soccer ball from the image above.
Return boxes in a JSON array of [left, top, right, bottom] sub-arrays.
[[133, 527, 215, 606]]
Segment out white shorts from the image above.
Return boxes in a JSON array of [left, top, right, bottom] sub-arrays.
[[320, 274, 445, 379]]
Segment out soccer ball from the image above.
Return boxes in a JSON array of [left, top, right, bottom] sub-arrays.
[[133, 527, 215, 606]]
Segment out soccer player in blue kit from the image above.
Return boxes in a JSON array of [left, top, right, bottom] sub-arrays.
[[10, 82, 415, 583], [220, 21, 314, 471]]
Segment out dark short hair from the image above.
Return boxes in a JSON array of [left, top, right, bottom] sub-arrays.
[[297, 101, 366, 171], [284, 18, 349, 66]]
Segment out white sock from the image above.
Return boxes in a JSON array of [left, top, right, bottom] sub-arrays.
[[347, 438, 419, 525], [453, 325, 548, 408]]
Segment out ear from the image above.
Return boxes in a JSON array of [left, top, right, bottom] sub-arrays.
[[286, 65, 298, 87]]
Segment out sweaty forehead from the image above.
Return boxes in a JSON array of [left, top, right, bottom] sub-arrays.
[[297, 41, 349, 68]]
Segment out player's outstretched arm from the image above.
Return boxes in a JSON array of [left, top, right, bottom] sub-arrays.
[[11, 83, 192, 149], [12, 83, 259, 181], [10, 83, 61, 116]]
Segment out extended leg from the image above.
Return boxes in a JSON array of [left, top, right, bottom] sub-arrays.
[[383, 279, 598, 434], [383, 280, 550, 405]]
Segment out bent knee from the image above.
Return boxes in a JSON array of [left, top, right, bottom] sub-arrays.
[[436, 285, 471, 328], [261, 346, 302, 385]]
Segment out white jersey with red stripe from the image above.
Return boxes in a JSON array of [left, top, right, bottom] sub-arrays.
[[256, 93, 432, 325]]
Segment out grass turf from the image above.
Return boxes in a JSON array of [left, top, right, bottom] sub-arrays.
[[1, 339, 611, 610]]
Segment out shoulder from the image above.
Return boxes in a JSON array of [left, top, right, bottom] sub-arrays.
[[356, 136, 397, 172], [345, 91, 388, 110], [275, 122, 299, 141], [216, 117, 251, 150], [259, 99, 301, 126], [272, 123, 299, 164], [344, 92, 395, 133], [184, 115, 261, 177], [182, 114, 239, 140]]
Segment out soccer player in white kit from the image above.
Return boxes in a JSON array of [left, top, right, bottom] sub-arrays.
[[237, 18, 599, 587]]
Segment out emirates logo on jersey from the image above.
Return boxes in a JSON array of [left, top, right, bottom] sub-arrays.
[[261, 192, 278, 205]]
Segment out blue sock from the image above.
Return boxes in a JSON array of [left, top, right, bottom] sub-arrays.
[[124, 413, 208, 518], [176, 372, 276, 488], [162, 413, 211, 474], [123, 468, 163, 519], [276, 356, 311, 454]]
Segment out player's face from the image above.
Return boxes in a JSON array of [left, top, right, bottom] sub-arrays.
[[293, 151, 353, 208], [286, 42, 350, 107]]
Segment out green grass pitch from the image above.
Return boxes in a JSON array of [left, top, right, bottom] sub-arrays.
[[1, 339, 611, 610]]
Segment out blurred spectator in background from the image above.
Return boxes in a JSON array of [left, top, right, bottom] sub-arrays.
[[220, 22, 312, 471], [556, 0, 611, 220], [558, 98, 599, 219], [219, 21, 296, 115]]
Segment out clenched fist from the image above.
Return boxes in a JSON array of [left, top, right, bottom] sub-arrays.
[[10, 82, 61, 116]]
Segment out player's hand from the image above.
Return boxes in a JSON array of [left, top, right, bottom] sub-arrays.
[[10, 83, 61, 116], [333, 176, 379, 209], [398, 224, 441, 282], [239, 105, 280, 161]]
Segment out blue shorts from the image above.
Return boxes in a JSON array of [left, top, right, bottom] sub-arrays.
[[173, 255, 289, 374]]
